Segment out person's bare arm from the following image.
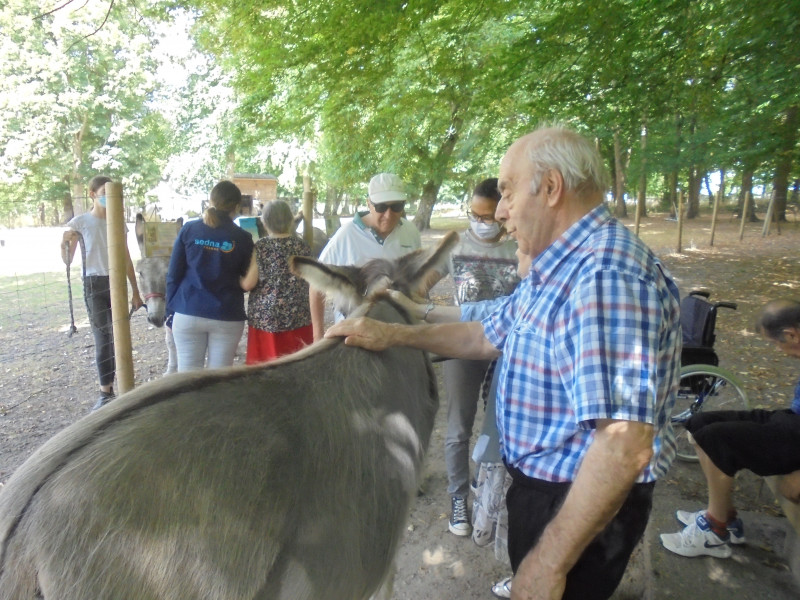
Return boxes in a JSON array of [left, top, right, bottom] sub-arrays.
[[310, 288, 327, 341], [325, 317, 499, 360], [778, 470, 800, 504], [240, 249, 258, 291], [124, 247, 144, 310], [387, 290, 462, 323], [511, 419, 654, 600]]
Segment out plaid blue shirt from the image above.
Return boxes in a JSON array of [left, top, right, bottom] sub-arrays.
[[483, 204, 681, 483]]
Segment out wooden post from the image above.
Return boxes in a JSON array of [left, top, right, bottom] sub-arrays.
[[302, 174, 314, 248], [676, 189, 684, 254], [739, 191, 751, 241], [105, 181, 134, 394], [709, 188, 721, 247], [762, 189, 777, 237]]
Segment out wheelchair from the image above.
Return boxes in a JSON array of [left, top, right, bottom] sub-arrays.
[[670, 290, 750, 462]]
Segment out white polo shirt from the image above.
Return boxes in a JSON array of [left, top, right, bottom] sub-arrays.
[[318, 211, 421, 267]]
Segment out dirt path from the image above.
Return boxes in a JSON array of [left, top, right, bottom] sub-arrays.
[[1, 213, 799, 598]]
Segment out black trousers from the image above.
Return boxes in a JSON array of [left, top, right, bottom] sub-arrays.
[[84, 275, 115, 387], [505, 465, 654, 600], [687, 409, 800, 477]]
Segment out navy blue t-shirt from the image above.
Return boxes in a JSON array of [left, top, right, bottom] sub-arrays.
[[166, 217, 254, 321]]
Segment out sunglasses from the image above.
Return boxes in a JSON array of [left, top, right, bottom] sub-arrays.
[[372, 201, 405, 214]]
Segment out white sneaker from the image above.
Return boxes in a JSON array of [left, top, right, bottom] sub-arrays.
[[660, 513, 732, 558], [449, 496, 472, 536], [491, 576, 512, 599], [676, 509, 746, 544]]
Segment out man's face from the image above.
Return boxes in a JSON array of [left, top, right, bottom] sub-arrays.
[[368, 200, 404, 237], [770, 328, 800, 358], [496, 134, 552, 258]]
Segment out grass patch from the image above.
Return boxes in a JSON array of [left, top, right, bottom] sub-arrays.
[[0, 272, 82, 329], [429, 215, 467, 231]]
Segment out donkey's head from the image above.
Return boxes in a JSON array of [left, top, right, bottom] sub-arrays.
[[134, 213, 183, 328], [291, 231, 458, 320]]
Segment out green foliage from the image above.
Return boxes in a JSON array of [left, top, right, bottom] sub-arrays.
[[0, 0, 172, 222], [2, 0, 798, 227]]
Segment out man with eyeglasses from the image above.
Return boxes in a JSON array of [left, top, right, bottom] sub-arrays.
[[310, 172, 421, 339]]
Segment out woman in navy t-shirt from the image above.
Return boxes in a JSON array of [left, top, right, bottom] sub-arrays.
[[166, 180, 255, 371]]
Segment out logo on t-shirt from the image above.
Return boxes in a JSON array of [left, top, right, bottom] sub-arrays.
[[195, 239, 235, 252]]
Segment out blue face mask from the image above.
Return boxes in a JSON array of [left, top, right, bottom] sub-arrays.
[[97, 195, 107, 207]]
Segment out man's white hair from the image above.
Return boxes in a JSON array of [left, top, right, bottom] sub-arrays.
[[526, 123, 609, 197]]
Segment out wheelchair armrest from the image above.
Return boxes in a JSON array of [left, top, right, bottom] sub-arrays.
[[688, 290, 711, 299], [715, 301, 738, 311]]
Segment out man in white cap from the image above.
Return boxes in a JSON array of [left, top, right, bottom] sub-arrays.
[[310, 172, 422, 339]]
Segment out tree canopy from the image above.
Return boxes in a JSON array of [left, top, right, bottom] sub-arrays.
[[1, 0, 798, 227]]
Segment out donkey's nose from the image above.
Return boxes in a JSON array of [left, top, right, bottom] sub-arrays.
[[148, 315, 166, 328]]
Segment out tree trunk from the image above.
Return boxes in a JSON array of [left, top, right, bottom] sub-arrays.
[[613, 129, 627, 218], [323, 185, 341, 236], [62, 191, 73, 224], [411, 108, 463, 230], [686, 167, 700, 218], [414, 180, 440, 231], [668, 171, 679, 218], [636, 123, 648, 221], [738, 169, 758, 222], [772, 105, 799, 222]]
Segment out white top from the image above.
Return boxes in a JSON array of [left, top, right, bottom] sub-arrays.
[[318, 211, 421, 267], [447, 229, 519, 305], [66, 213, 110, 276], [318, 211, 421, 321]]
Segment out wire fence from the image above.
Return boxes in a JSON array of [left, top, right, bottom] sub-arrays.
[[0, 225, 170, 415]]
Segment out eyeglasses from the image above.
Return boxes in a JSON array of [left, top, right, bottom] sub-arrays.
[[372, 202, 405, 214], [466, 211, 497, 224]]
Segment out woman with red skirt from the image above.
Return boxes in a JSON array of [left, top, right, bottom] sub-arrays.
[[244, 200, 314, 364]]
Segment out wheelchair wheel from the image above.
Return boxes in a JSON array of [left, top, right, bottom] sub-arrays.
[[671, 364, 749, 462]]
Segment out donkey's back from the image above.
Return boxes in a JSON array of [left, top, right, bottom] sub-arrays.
[[0, 306, 436, 599], [0, 233, 457, 600]]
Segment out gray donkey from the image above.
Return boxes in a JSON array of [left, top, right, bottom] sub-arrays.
[[0, 231, 457, 600], [134, 214, 182, 373]]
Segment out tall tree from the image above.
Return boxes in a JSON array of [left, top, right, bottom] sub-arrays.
[[0, 0, 170, 221]]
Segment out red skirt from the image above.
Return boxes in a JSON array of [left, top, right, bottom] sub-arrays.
[[246, 324, 314, 365]]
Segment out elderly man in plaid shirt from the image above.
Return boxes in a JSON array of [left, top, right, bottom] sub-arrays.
[[327, 124, 682, 600]]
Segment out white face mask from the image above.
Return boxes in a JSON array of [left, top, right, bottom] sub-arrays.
[[470, 220, 501, 239]]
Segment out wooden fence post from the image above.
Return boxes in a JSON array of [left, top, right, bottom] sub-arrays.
[[105, 181, 134, 394], [762, 189, 777, 237], [739, 192, 751, 241]]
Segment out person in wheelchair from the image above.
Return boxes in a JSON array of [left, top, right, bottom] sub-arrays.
[[661, 298, 800, 559]]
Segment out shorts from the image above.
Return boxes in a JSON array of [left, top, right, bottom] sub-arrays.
[[687, 409, 800, 477]]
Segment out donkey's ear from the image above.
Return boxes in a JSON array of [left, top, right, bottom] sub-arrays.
[[135, 213, 146, 245], [403, 231, 459, 297], [290, 257, 364, 316]]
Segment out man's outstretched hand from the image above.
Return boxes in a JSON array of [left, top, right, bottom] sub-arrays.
[[325, 317, 396, 352]]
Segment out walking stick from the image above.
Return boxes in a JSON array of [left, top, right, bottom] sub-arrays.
[[64, 240, 78, 337], [64, 234, 86, 337]]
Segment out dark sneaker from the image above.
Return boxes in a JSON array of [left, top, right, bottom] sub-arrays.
[[449, 496, 472, 536], [92, 390, 115, 412], [676, 509, 746, 544]]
